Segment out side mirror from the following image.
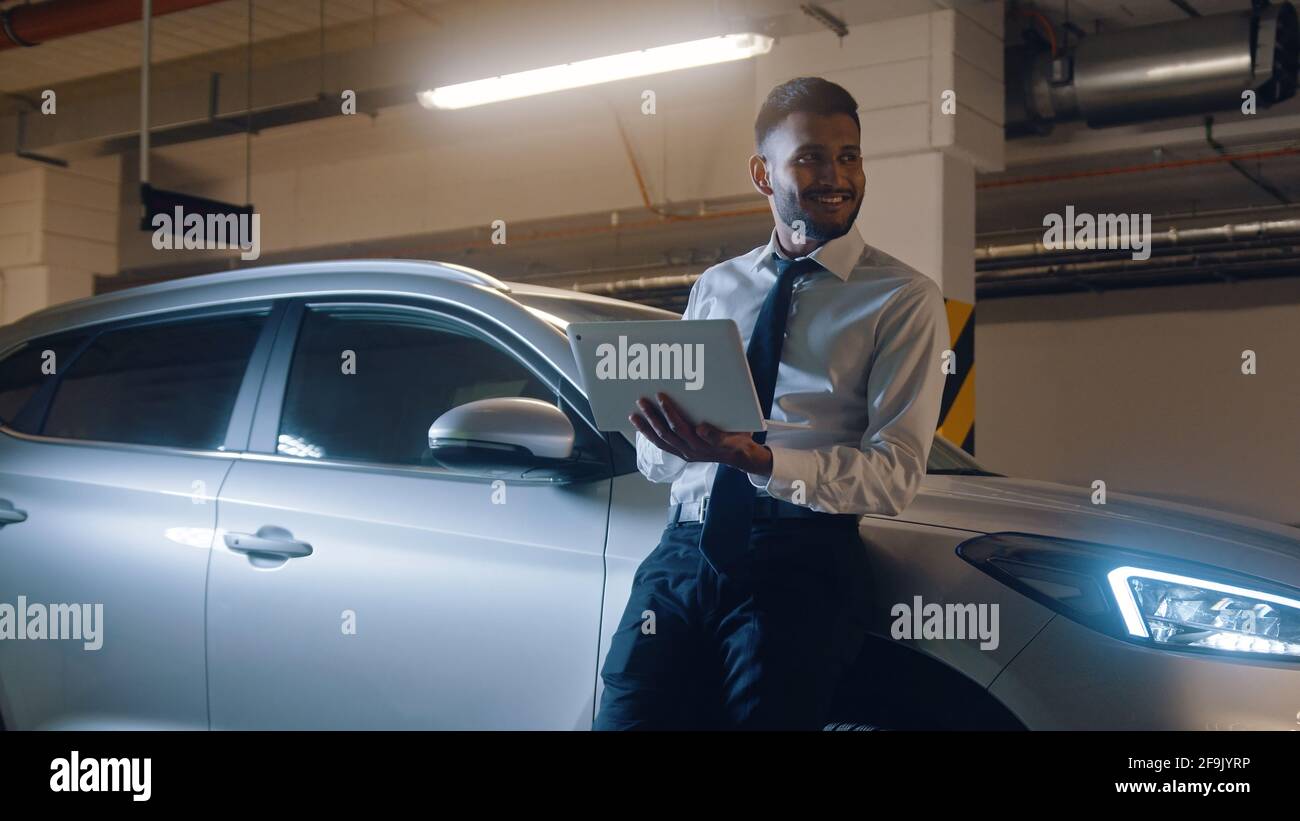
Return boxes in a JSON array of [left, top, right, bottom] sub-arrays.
[[426, 397, 604, 482]]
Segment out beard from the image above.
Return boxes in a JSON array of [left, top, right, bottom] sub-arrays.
[[773, 181, 862, 242]]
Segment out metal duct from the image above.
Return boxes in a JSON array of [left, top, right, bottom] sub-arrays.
[[1007, 2, 1298, 136]]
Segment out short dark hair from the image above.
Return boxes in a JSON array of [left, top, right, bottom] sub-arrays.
[[754, 77, 860, 151]]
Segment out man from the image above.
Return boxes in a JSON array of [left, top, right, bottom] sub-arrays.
[[593, 77, 949, 730]]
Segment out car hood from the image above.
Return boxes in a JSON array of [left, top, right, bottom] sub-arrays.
[[891, 474, 1300, 588]]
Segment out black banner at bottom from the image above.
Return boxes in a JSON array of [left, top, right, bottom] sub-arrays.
[[0, 730, 1291, 807]]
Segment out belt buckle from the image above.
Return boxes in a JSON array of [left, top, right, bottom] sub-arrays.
[[698, 495, 709, 523]]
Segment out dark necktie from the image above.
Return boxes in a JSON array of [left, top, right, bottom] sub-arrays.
[[696, 253, 822, 576]]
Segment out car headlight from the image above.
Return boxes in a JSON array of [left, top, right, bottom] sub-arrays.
[[958, 532, 1300, 662], [1108, 567, 1300, 656]]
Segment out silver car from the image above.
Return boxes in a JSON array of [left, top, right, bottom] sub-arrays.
[[0, 260, 1296, 730]]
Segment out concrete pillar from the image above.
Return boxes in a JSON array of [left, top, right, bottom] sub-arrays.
[[0, 156, 120, 324], [755, 3, 1004, 453]]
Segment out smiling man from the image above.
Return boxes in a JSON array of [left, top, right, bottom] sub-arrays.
[[593, 77, 949, 731]]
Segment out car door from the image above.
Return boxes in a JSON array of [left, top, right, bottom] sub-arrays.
[[207, 298, 612, 729], [0, 305, 276, 729]]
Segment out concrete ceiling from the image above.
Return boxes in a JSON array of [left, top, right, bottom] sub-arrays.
[[0, 0, 960, 97], [5, 0, 1298, 291], [0, 0, 450, 93], [4, 0, 1230, 98]]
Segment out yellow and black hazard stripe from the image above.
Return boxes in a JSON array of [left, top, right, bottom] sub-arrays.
[[938, 298, 974, 455]]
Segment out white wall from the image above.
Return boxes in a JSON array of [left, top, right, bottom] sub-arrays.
[[0, 156, 119, 323], [977, 277, 1300, 525]]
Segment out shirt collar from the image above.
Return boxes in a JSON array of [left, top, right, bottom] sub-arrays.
[[751, 225, 865, 282]]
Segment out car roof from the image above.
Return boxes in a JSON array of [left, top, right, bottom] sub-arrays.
[[506, 281, 680, 319], [0, 259, 661, 351]]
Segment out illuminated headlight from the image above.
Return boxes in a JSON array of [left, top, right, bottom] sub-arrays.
[[1108, 568, 1300, 657], [957, 532, 1300, 663]]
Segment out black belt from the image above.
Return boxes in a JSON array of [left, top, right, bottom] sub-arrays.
[[668, 495, 860, 526]]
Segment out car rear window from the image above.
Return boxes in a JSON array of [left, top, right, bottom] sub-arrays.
[[40, 312, 266, 450], [0, 332, 90, 433]]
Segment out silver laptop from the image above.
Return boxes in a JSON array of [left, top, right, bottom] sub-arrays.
[[567, 319, 809, 437]]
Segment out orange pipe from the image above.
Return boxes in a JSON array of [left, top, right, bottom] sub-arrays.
[[979, 146, 1300, 189], [1, 0, 227, 51]]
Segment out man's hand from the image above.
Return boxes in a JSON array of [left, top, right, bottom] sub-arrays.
[[629, 392, 773, 477]]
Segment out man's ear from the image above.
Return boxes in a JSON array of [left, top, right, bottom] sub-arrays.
[[749, 153, 774, 197]]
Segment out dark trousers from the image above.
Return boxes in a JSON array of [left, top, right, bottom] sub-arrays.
[[594, 516, 872, 730]]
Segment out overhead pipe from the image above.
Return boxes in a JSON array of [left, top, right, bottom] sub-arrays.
[[565, 245, 1300, 302], [570, 245, 1300, 300], [1007, 2, 1299, 136], [565, 218, 1300, 299], [973, 215, 1300, 296], [975, 218, 1300, 261], [977, 244, 1300, 297], [979, 146, 1300, 190], [0, 0, 226, 51], [140, 0, 152, 186], [979, 238, 1300, 280], [976, 201, 1300, 241]]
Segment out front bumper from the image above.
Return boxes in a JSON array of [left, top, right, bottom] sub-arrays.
[[989, 615, 1300, 730]]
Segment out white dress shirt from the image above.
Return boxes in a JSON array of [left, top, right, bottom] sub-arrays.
[[635, 225, 949, 517]]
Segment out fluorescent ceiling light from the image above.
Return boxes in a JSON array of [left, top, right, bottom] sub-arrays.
[[417, 32, 775, 110]]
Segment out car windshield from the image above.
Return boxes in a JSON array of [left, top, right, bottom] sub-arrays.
[[927, 436, 999, 476], [513, 290, 996, 476]]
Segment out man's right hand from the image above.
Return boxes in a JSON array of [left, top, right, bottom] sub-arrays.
[[629, 393, 771, 476]]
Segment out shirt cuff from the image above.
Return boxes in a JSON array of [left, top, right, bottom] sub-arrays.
[[656, 447, 686, 470], [747, 445, 817, 505]]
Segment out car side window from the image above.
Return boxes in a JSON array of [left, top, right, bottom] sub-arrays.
[[276, 305, 578, 467], [41, 312, 267, 449], [0, 332, 89, 433]]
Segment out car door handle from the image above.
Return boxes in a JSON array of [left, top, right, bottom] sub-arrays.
[[224, 526, 313, 558], [0, 500, 26, 526]]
